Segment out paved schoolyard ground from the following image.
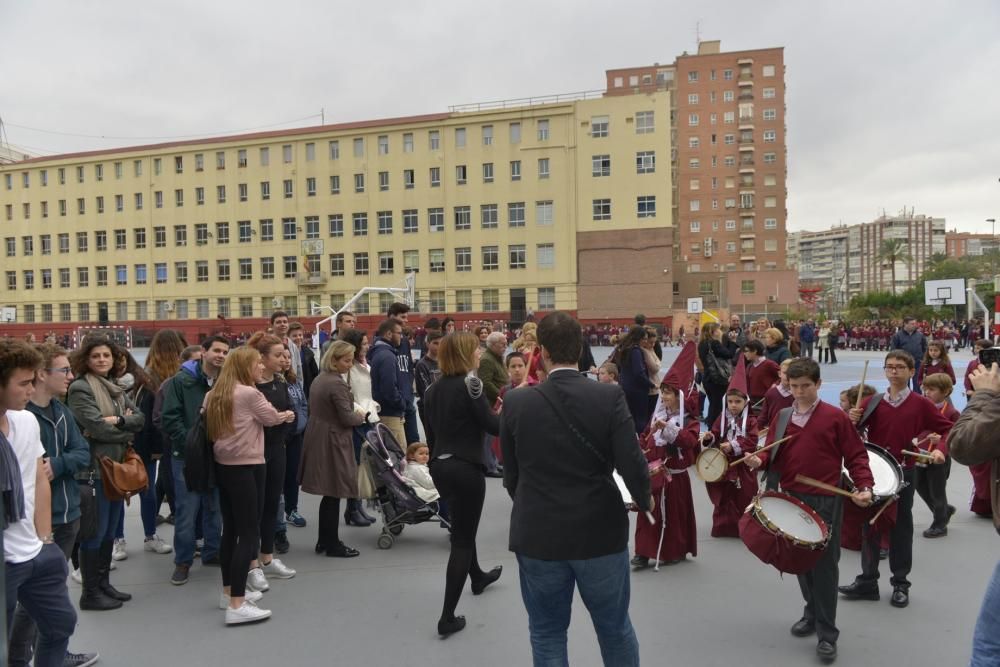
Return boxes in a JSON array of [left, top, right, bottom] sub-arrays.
[[72, 347, 992, 666]]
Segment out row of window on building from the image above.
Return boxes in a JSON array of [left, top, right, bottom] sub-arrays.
[[3, 149, 665, 222], [684, 152, 780, 170], [610, 62, 778, 88], [9, 286, 558, 324], [686, 127, 779, 149], [2, 111, 661, 192], [688, 218, 780, 233], [4, 243, 557, 292], [688, 193, 780, 212]]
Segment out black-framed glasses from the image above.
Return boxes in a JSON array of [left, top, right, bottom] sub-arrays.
[[883, 365, 909, 372], [46, 367, 72, 375]]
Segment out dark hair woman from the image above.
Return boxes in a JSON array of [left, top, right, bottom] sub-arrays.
[[613, 327, 653, 434], [67, 337, 145, 611], [424, 332, 501, 637], [697, 322, 734, 430]]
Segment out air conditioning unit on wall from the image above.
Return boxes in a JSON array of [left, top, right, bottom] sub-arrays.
[[271, 297, 285, 309]]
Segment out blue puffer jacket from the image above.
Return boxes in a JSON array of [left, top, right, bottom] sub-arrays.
[[26, 398, 92, 525], [368, 338, 412, 417]]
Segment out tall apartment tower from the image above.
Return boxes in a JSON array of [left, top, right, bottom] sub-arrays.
[[607, 40, 795, 311]]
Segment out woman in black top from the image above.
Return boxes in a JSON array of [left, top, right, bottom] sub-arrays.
[[424, 332, 501, 637], [697, 322, 734, 429], [247, 333, 297, 587]]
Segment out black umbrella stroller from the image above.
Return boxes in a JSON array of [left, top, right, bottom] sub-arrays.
[[361, 423, 450, 549]]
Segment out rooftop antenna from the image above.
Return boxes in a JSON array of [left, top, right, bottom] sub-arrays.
[[695, 20, 701, 46]]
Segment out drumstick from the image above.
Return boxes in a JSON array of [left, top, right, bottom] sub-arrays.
[[902, 449, 935, 463], [869, 496, 897, 525], [854, 360, 870, 410], [731, 433, 797, 467], [793, 474, 857, 500]]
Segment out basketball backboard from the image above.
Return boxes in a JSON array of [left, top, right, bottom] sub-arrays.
[[924, 278, 966, 306]]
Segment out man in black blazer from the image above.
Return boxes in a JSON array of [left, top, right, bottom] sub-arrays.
[[500, 311, 651, 666]]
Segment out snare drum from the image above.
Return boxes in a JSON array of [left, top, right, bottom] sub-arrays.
[[739, 492, 830, 575], [864, 442, 904, 504]]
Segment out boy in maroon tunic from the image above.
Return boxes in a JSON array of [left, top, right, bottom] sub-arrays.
[[758, 358, 794, 429], [746, 358, 873, 663], [704, 355, 759, 537], [743, 340, 780, 414], [632, 342, 699, 568], [840, 350, 954, 609]]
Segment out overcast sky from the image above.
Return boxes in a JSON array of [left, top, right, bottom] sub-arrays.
[[2, 0, 998, 234]]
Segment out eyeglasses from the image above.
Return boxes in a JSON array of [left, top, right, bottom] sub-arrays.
[[46, 367, 72, 375], [883, 365, 910, 372]]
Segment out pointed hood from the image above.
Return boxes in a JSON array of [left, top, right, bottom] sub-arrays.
[[660, 341, 696, 392], [726, 353, 749, 397]]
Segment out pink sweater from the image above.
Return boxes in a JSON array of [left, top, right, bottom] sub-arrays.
[[208, 384, 287, 465]]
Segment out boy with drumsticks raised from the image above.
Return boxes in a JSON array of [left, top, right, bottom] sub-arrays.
[[840, 350, 954, 609], [746, 358, 873, 663]]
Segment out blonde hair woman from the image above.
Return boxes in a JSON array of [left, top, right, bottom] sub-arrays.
[[205, 347, 295, 625], [300, 340, 368, 558], [763, 327, 790, 364], [423, 332, 502, 637]]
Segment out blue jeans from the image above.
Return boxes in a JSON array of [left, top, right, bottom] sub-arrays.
[[4, 543, 77, 667], [81, 488, 123, 551], [516, 549, 639, 667], [116, 460, 160, 539], [171, 457, 221, 566], [972, 560, 1000, 666], [404, 398, 421, 446]]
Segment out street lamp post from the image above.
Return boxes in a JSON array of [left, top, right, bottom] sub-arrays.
[[988, 218, 997, 277]]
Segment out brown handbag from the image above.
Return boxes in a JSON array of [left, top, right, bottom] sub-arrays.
[[99, 446, 149, 504]]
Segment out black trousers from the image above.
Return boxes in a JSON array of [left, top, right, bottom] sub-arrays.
[[429, 456, 487, 621], [828, 345, 837, 364], [915, 459, 951, 527], [704, 381, 727, 429], [259, 440, 286, 555], [216, 463, 265, 598], [789, 492, 843, 644], [283, 433, 303, 515], [859, 467, 915, 590], [318, 496, 343, 551]]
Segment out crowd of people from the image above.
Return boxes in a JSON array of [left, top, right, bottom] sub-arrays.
[[2, 304, 999, 666]]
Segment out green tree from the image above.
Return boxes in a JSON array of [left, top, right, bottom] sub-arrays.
[[877, 239, 912, 294]]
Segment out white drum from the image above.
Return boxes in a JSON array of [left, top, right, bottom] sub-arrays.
[[757, 494, 826, 543], [865, 442, 904, 503]]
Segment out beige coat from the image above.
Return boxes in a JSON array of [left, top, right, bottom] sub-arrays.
[[299, 371, 366, 498]]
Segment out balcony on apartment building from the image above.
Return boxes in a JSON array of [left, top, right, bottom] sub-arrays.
[[296, 271, 328, 286], [738, 91, 754, 101]]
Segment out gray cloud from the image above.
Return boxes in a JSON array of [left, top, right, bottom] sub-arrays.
[[2, 0, 997, 232]]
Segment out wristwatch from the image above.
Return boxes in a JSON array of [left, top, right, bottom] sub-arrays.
[[41, 534, 55, 544], [116, 415, 125, 427]]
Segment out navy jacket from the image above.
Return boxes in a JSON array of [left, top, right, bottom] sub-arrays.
[[368, 338, 412, 417], [27, 398, 92, 525], [890, 328, 928, 362]]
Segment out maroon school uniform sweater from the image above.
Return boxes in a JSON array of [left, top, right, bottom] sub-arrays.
[[759, 384, 794, 431], [964, 359, 980, 394], [916, 359, 955, 386], [756, 401, 873, 495], [859, 392, 956, 466], [747, 359, 780, 402]]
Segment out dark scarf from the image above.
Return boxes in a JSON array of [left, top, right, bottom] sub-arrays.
[[0, 426, 26, 531]]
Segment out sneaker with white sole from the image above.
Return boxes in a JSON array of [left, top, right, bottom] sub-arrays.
[[225, 601, 271, 625], [246, 567, 269, 592], [261, 558, 296, 579], [144, 535, 173, 554], [70, 568, 82, 584], [63, 651, 101, 667], [112, 538, 128, 561], [219, 589, 264, 609]]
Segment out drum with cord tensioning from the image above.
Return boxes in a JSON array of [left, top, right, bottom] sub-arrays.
[[739, 491, 830, 575]]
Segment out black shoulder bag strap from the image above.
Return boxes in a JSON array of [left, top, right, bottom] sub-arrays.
[[765, 406, 794, 492], [534, 380, 611, 472]]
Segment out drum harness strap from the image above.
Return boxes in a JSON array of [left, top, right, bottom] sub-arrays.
[[857, 393, 884, 435], [764, 407, 794, 492]]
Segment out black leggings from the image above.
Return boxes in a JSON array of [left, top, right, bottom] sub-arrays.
[[283, 433, 303, 514], [259, 441, 286, 555], [704, 381, 727, 429], [318, 497, 342, 551], [429, 457, 487, 622], [216, 463, 265, 598]]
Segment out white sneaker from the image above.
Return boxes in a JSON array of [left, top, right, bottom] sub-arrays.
[[112, 538, 128, 561], [225, 601, 271, 625], [70, 568, 82, 584], [261, 558, 296, 579], [144, 535, 173, 554], [110, 561, 117, 571], [246, 567, 269, 592], [218, 589, 264, 609]]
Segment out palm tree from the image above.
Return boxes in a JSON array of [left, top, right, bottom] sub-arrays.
[[877, 238, 912, 295]]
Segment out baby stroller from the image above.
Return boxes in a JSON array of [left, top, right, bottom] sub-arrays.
[[361, 424, 450, 549]]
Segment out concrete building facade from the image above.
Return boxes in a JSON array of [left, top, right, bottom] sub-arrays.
[[1, 90, 674, 333], [946, 230, 1000, 257]]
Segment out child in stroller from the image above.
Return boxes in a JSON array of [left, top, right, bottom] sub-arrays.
[[362, 424, 450, 549]]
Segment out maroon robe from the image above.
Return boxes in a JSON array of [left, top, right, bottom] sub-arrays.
[[706, 410, 759, 537], [634, 416, 699, 563]]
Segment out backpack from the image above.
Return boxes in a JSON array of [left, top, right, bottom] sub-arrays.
[[183, 410, 216, 493]]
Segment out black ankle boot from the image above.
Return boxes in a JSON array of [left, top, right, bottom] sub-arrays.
[[79, 549, 122, 611], [357, 501, 377, 523], [98, 541, 131, 602], [344, 499, 373, 526]]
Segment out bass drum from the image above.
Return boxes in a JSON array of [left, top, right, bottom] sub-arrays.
[[843, 442, 904, 504]]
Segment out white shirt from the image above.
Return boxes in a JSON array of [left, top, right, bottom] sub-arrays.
[[2, 410, 45, 564]]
